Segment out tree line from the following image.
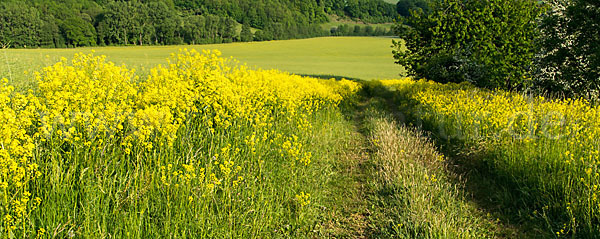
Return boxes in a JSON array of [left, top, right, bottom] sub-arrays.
[[0, 0, 398, 48], [329, 24, 392, 37]]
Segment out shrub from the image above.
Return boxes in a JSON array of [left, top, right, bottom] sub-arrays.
[[535, 0, 600, 99], [394, 0, 544, 90], [419, 48, 488, 85]]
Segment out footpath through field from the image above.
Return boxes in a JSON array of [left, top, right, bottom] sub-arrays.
[[321, 82, 546, 238]]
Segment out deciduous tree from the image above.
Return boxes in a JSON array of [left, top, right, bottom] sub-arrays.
[[394, 0, 544, 90]]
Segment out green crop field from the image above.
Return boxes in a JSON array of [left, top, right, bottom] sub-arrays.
[[1, 37, 404, 89]]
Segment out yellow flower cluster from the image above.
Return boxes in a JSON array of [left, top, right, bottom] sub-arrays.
[[166, 49, 361, 131], [134, 64, 196, 148], [379, 78, 600, 231], [0, 79, 41, 234], [281, 134, 312, 166], [2, 50, 361, 236], [381, 79, 600, 146], [35, 52, 138, 150], [295, 192, 311, 207], [33, 50, 360, 152]]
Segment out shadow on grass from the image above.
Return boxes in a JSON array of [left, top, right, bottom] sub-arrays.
[[300, 74, 362, 82], [360, 81, 565, 238], [332, 80, 405, 237]]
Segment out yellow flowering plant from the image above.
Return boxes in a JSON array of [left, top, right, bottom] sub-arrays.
[[0, 79, 42, 236], [379, 78, 600, 234], [0, 49, 362, 237]]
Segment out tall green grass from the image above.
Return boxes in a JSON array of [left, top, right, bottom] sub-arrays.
[[27, 106, 358, 238]]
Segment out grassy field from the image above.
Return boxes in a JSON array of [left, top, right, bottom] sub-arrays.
[[1, 37, 403, 89]]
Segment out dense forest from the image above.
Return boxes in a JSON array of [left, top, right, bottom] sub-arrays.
[[0, 0, 397, 48]]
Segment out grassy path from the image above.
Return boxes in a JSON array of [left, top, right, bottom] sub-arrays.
[[310, 98, 371, 238], [322, 85, 517, 238]]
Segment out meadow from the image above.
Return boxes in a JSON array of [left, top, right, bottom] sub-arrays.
[[1, 37, 403, 90]]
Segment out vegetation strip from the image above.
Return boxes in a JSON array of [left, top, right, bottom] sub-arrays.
[[0, 51, 362, 237], [371, 78, 600, 237]]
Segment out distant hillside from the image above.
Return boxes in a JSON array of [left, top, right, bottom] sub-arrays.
[[0, 0, 397, 48]]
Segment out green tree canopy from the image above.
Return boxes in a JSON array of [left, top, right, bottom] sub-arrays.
[[61, 16, 96, 47], [0, 0, 397, 48], [535, 0, 600, 98], [0, 2, 43, 47], [394, 0, 544, 90], [240, 23, 253, 42]]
